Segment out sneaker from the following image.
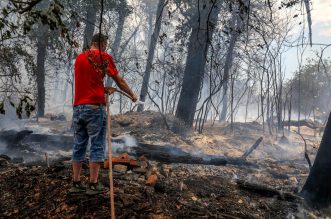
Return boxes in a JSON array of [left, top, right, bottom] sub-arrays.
[[86, 182, 109, 195], [69, 181, 86, 193]]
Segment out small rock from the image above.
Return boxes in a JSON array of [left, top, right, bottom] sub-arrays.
[[138, 161, 149, 169], [137, 175, 146, 183], [146, 166, 158, 178], [31, 166, 39, 171], [161, 164, 171, 177], [0, 154, 11, 161], [155, 181, 167, 193], [289, 176, 298, 184], [113, 164, 127, 174], [133, 167, 148, 174], [12, 157, 23, 164], [279, 135, 290, 144], [50, 114, 66, 121], [0, 158, 9, 167], [118, 120, 132, 127], [249, 201, 257, 208], [308, 213, 318, 219], [17, 166, 28, 172], [138, 155, 147, 161], [146, 174, 157, 186], [179, 181, 187, 191]]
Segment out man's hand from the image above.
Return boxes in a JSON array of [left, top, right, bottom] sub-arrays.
[[131, 94, 138, 102], [112, 74, 137, 102], [104, 87, 117, 95]]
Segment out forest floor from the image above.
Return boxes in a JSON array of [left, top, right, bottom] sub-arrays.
[[0, 111, 328, 218]]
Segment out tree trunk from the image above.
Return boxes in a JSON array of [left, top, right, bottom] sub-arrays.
[[220, 83, 228, 122], [145, 1, 155, 48], [36, 27, 49, 117], [277, 85, 283, 132], [288, 89, 292, 134], [230, 73, 235, 132], [301, 112, 331, 207], [112, 12, 125, 59], [220, 14, 239, 122], [137, 0, 167, 112], [298, 72, 301, 134], [106, 4, 127, 87], [82, 2, 98, 51], [175, 1, 221, 127]]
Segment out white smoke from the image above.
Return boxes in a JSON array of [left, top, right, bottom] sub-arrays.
[[105, 134, 137, 156], [0, 142, 7, 154], [0, 97, 24, 131]]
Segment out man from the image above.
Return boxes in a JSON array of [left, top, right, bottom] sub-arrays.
[[70, 33, 137, 195]]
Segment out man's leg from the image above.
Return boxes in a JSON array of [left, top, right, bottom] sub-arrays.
[[72, 161, 83, 182], [89, 161, 101, 183], [86, 106, 108, 195], [72, 107, 89, 182], [70, 107, 89, 193]]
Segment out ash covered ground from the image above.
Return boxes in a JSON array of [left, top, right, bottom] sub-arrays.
[[0, 111, 327, 218]]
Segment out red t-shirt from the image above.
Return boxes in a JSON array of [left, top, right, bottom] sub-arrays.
[[74, 50, 119, 106]]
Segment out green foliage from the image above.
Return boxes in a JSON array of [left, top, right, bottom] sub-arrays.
[[279, 0, 300, 9], [0, 44, 36, 82], [0, 0, 76, 46], [289, 59, 331, 118], [0, 102, 4, 114], [0, 95, 35, 118], [16, 96, 35, 119]]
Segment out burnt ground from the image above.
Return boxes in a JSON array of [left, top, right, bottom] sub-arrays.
[[0, 111, 327, 218], [0, 161, 300, 218]]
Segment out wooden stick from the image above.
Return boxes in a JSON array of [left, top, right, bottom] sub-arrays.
[[45, 152, 49, 168], [241, 137, 263, 160], [106, 94, 115, 218], [294, 130, 312, 169]]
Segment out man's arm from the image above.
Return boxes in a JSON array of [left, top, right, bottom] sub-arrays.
[[111, 74, 138, 102]]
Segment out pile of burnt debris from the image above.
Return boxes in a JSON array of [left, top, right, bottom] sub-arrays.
[[0, 151, 308, 219]]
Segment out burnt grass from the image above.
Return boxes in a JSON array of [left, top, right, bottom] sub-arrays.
[[0, 161, 299, 219]]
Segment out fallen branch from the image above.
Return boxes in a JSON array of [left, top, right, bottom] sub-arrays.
[[45, 153, 49, 168], [236, 180, 301, 201], [282, 120, 322, 130], [241, 137, 263, 160], [294, 131, 312, 169]]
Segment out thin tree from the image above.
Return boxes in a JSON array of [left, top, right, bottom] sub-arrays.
[[137, 0, 167, 112], [301, 112, 331, 207], [82, 2, 98, 51], [175, 0, 221, 127]]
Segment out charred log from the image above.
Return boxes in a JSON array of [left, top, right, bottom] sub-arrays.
[[282, 120, 322, 130], [22, 133, 72, 149], [0, 130, 33, 146], [2, 131, 258, 167], [128, 143, 258, 167], [301, 112, 331, 207], [132, 143, 221, 165], [236, 180, 300, 201]]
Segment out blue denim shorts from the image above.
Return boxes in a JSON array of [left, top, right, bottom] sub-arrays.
[[72, 104, 106, 162]]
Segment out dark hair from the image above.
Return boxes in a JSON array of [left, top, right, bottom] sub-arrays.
[[91, 33, 108, 43]]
